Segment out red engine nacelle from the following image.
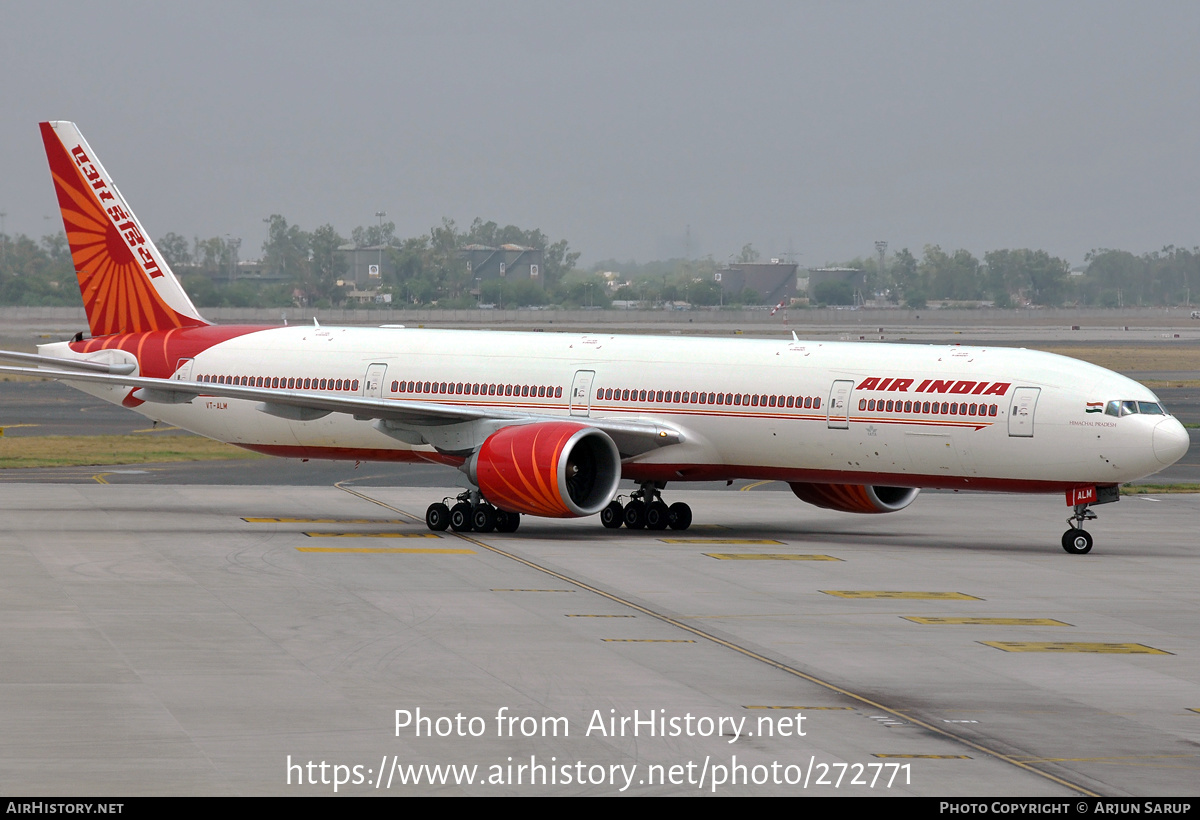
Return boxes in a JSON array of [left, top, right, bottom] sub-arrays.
[[788, 482, 920, 514], [467, 422, 621, 518]]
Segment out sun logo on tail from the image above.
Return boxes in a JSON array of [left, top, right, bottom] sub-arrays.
[[41, 121, 208, 337]]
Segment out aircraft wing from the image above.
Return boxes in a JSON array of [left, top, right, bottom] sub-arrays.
[[0, 357, 683, 457]]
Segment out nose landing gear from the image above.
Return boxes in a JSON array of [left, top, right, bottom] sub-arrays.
[[1059, 485, 1120, 555], [1061, 504, 1097, 554]]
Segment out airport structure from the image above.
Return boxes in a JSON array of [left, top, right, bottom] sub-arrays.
[[461, 244, 545, 286], [803, 266, 869, 300], [337, 243, 396, 289], [715, 260, 800, 303]]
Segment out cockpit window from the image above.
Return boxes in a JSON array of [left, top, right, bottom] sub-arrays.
[[1106, 399, 1168, 417]]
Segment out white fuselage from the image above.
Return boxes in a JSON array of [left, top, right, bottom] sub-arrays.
[[41, 326, 1187, 492]]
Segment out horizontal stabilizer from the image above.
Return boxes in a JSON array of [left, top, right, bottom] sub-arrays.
[[0, 349, 136, 375]]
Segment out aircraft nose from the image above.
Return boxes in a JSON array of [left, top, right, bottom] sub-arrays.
[[1153, 418, 1190, 465]]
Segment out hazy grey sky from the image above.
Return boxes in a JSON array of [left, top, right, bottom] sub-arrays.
[[3, 1, 1198, 267]]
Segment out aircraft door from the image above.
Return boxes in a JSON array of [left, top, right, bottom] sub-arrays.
[[362, 363, 388, 399], [173, 358, 194, 381], [827, 380, 853, 429], [1008, 387, 1040, 437], [570, 370, 595, 417]]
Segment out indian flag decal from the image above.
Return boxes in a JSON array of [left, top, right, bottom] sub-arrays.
[[1085, 402, 1103, 413]]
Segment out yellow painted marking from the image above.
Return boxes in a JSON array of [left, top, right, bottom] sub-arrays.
[[245, 517, 409, 524], [91, 472, 111, 484], [131, 425, 181, 433], [1188, 708, 1200, 715], [303, 532, 439, 538], [0, 424, 38, 435], [823, 591, 983, 600], [602, 639, 697, 643], [296, 547, 474, 554], [565, 614, 635, 618], [905, 617, 1071, 626], [491, 589, 573, 593], [331, 481, 1102, 798], [981, 642, 1171, 654], [739, 480, 777, 491], [706, 553, 840, 561], [874, 754, 971, 759], [661, 538, 785, 545], [745, 706, 854, 711], [1014, 754, 1195, 764]]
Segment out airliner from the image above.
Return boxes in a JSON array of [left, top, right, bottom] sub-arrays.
[[0, 121, 1189, 554]]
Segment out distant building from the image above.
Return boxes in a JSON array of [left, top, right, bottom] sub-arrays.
[[803, 267, 867, 295], [337, 244, 395, 289], [715, 260, 800, 303], [187, 259, 289, 285], [461, 244, 545, 286]]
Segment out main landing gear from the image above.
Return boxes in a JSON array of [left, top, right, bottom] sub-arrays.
[[426, 490, 520, 534], [1061, 504, 1097, 555], [600, 482, 692, 531]]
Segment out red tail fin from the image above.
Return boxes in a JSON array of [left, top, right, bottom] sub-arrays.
[[40, 121, 209, 337]]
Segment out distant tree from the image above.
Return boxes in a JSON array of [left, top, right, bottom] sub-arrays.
[[262, 215, 309, 280], [687, 279, 723, 306], [0, 232, 77, 305], [920, 245, 982, 301], [157, 232, 192, 269], [309, 224, 348, 304], [350, 220, 396, 248], [984, 248, 1070, 306], [1081, 249, 1142, 306], [193, 235, 238, 277], [890, 247, 918, 303], [480, 278, 548, 308], [737, 243, 760, 263], [558, 273, 612, 308]]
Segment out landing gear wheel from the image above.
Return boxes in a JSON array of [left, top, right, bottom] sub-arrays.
[[646, 501, 670, 530], [472, 505, 497, 533], [495, 510, 521, 533], [600, 501, 624, 529], [426, 502, 450, 531], [623, 502, 647, 530], [1061, 528, 1093, 555], [667, 502, 692, 531], [450, 502, 474, 532]]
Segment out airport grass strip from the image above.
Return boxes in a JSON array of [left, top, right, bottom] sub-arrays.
[[0, 434, 266, 468], [1031, 345, 1200, 373], [1121, 483, 1200, 494]]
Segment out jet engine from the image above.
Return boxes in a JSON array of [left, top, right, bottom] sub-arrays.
[[467, 422, 621, 517], [788, 482, 920, 514]]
